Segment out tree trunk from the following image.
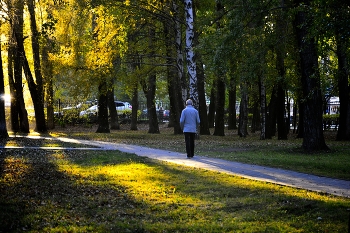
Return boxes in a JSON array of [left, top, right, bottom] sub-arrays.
[[163, 16, 183, 134], [292, 101, 298, 134], [190, 4, 210, 135], [207, 80, 216, 128], [16, 35, 47, 133], [266, 86, 277, 138], [147, 26, 159, 134], [27, 0, 43, 100], [227, 75, 237, 130], [25, 0, 47, 133], [11, 0, 29, 133], [130, 83, 138, 130], [213, 75, 225, 136], [184, 0, 198, 106], [296, 100, 304, 138], [108, 86, 120, 130], [335, 35, 350, 140], [238, 84, 248, 137], [294, 0, 328, 151], [42, 41, 55, 130], [260, 75, 266, 140], [197, 59, 210, 135], [173, 2, 187, 103], [96, 79, 110, 133], [8, 46, 19, 133], [147, 73, 159, 134], [0, 41, 8, 138], [251, 100, 260, 133], [276, 83, 287, 139], [168, 77, 183, 133], [275, 0, 288, 140]]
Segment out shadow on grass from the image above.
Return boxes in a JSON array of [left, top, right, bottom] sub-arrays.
[[0, 149, 146, 232]]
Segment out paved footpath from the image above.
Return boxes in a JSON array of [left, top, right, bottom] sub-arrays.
[[6, 136, 350, 198]]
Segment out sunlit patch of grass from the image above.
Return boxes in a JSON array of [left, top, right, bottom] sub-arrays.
[[0, 157, 31, 185], [3, 140, 20, 147]]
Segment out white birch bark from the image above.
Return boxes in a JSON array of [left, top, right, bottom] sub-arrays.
[[184, 0, 198, 106]]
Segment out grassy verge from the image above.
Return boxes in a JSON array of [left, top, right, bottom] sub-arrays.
[[47, 124, 350, 180], [1, 148, 349, 232]]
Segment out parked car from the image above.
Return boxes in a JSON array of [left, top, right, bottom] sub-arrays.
[[163, 109, 170, 120], [80, 102, 131, 116], [79, 105, 98, 117], [55, 103, 82, 117], [115, 101, 132, 111], [141, 108, 170, 121]]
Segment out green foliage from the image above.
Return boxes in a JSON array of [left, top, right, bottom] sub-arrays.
[[323, 114, 339, 121], [54, 108, 82, 127]]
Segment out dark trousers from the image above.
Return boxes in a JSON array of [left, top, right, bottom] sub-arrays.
[[184, 132, 195, 157]]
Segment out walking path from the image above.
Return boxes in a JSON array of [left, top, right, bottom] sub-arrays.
[[4, 135, 350, 198]]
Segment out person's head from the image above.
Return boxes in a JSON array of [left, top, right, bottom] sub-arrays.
[[186, 99, 193, 106]]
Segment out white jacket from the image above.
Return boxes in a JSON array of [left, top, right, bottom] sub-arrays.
[[180, 105, 200, 133]]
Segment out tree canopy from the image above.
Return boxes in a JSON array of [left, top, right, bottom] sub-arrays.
[[0, 0, 349, 151]]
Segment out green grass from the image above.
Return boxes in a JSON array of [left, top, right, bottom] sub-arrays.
[[1, 148, 349, 232], [47, 125, 350, 180]]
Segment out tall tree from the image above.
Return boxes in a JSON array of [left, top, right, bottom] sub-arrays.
[[10, 0, 29, 133], [331, 0, 350, 141], [18, 39, 47, 133], [173, 1, 187, 103], [293, 0, 328, 151], [196, 58, 210, 135], [130, 79, 139, 131], [192, 3, 210, 135], [207, 80, 216, 128], [90, 11, 110, 133], [227, 64, 237, 130], [184, 0, 198, 105], [213, 0, 226, 136], [146, 26, 159, 134], [238, 83, 249, 137], [259, 72, 267, 140], [108, 84, 120, 130], [96, 77, 110, 133], [42, 40, 55, 130], [162, 0, 183, 134], [26, 0, 46, 132], [0, 38, 8, 138], [275, 0, 288, 140], [40, 6, 57, 130], [335, 35, 350, 140]]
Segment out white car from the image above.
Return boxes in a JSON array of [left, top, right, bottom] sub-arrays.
[[79, 102, 131, 117], [79, 105, 98, 117], [115, 101, 132, 111]]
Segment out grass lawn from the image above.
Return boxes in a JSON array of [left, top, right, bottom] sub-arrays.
[[49, 124, 350, 180], [0, 124, 349, 232]]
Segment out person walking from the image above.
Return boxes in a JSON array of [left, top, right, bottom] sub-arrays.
[[180, 99, 200, 158]]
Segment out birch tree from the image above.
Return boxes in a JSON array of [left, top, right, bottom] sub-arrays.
[[184, 0, 198, 106]]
